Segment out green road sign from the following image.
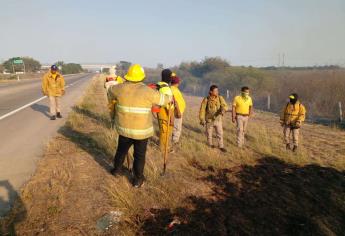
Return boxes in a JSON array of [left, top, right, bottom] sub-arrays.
[[13, 59, 23, 64]]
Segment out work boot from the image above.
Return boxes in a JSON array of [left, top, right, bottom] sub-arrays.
[[220, 148, 227, 153], [132, 177, 144, 188], [57, 112, 62, 118], [286, 144, 291, 150], [50, 115, 56, 120], [292, 145, 298, 152]]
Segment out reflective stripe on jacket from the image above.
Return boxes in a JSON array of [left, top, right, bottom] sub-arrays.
[[280, 101, 306, 126], [108, 82, 170, 140], [42, 71, 65, 96]]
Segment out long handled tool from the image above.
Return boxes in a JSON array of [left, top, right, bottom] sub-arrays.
[[162, 105, 173, 175]]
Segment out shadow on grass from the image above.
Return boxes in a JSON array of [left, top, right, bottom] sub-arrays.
[[72, 106, 112, 129], [58, 122, 133, 182], [140, 156, 345, 235], [0, 180, 27, 236], [183, 123, 203, 134], [58, 123, 113, 171]]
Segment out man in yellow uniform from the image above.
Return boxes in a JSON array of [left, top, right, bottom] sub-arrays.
[[42, 65, 65, 120], [280, 93, 306, 152], [170, 73, 186, 145], [232, 86, 253, 148], [199, 85, 228, 152], [157, 69, 174, 153], [105, 64, 171, 188]]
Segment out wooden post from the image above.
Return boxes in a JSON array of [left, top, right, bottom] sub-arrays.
[[226, 90, 230, 100], [339, 101, 343, 122], [267, 94, 271, 111]]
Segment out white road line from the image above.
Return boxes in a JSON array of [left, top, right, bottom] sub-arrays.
[[0, 77, 88, 121], [0, 96, 47, 121]]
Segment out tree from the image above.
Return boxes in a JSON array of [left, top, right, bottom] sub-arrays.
[[3, 57, 41, 73], [187, 57, 231, 77], [117, 61, 132, 76], [54, 61, 83, 74]]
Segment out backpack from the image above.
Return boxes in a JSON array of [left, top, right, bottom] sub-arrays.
[[205, 96, 222, 114]]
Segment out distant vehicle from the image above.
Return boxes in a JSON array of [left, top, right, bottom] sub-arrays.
[[15, 72, 24, 74]]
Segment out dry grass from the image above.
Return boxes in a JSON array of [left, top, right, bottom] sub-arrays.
[[1, 75, 344, 235]]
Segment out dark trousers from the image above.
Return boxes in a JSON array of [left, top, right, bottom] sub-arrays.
[[113, 135, 148, 180]]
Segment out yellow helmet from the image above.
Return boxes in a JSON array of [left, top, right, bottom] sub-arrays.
[[125, 64, 145, 82]]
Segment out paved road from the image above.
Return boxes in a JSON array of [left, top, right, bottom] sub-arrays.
[[0, 74, 93, 216]]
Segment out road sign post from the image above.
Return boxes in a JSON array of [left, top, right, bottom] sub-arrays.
[[12, 58, 25, 75]]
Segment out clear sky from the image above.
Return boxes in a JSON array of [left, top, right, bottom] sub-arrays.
[[1, 0, 345, 67]]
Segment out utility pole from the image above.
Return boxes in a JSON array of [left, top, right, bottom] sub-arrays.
[[339, 101, 343, 122], [23, 61, 26, 74], [282, 53, 285, 67], [12, 61, 15, 74], [267, 94, 271, 110]]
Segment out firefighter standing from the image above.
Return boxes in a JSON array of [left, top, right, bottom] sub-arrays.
[[42, 65, 65, 120], [170, 73, 186, 145], [280, 93, 306, 152], [199, 85, 228, 152], [105, 64, 171, 188], [157, 69, 174, 153], [232, 86, 253, 148]]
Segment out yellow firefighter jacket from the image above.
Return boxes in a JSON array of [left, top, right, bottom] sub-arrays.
[[199, 95, 228, 123], [42, 71, 65, 96], [108, 82, 171, 140], [280, 101, 306, 126]]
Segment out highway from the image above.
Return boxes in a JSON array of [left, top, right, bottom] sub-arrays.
[[0, 73, 93, 216]]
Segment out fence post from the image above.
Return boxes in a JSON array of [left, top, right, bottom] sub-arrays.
[[226, 90, 230, 100], [267, 94, 271, 111], [339, 101, 343, 122]]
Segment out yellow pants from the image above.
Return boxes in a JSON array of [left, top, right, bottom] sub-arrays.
[[158, 108, 173, 152]]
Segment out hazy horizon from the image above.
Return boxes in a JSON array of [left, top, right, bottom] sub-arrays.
[[1, 0, 345, 68]]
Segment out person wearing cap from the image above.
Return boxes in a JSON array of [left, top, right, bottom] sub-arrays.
[[105, 64, 171, 188], [170, 73, 186, 146], [280, 93, 306, 152], [156, 69, 175, 153], [232, 86, 253, 148], [42, 65, 65, 120]]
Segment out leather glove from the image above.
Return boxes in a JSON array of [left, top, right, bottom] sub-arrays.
[[200, 120, 206, 126]]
